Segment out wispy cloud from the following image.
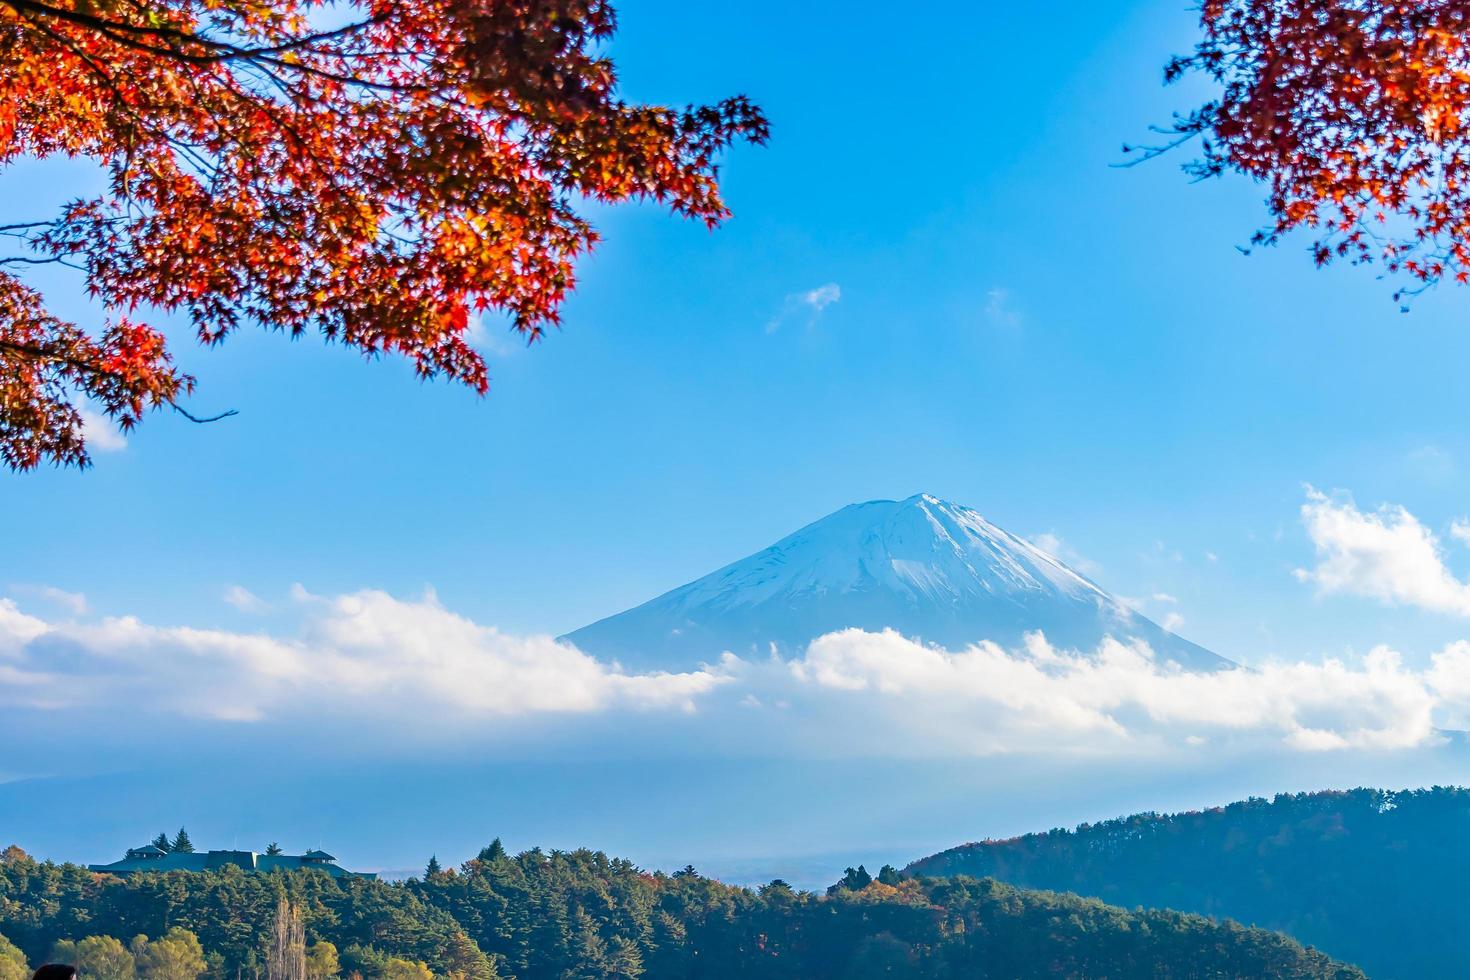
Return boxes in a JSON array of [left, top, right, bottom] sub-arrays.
[[223, 585, 268, 613], [983, 287, 1022, 329], [1405, 444, 1455, 482], [1116, 592, 1185, 633], [1028, 531, 1102, 576], [1297, 487, 1470, 615], [79, 407, 127, 453], [7, 585, 87, 616], [464, 313, 530, 358], [765, 283, 841, 334]]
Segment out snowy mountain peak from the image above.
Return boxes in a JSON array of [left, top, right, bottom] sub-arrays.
[[565, 495, 1227, 672], [683, 493, 1109, 612]]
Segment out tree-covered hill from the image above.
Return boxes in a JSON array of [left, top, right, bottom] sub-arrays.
[[907, 786, 1470, 979], [0, 843, 1359, 979]]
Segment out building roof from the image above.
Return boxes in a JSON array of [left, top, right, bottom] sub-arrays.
[[89, 846, 374, 880]]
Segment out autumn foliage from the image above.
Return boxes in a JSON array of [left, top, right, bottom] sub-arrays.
[[0, 0, 767, 470], [1150, 0, 1470, 297]]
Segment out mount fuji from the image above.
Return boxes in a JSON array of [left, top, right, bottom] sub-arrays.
[[564, 494, 1229, 672]]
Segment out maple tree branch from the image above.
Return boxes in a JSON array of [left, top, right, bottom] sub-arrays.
[[0, 337, 123, 380], [6, 0, 425, 99], [7, 0, 457, 119], [0, 255, 86, 271], [1, 339, 231, 422], [1, 0, 383, 63], [171, 403, 238, 423]]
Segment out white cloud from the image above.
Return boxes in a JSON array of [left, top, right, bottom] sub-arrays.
[[1405, 444, 1455, 482], [0, 599, 48, 656], [7, 584, 1470, 759], [789, 629, 1443, 753], [0, 589, 730, 723], [800, 283, 841, 312], [223, 585, 267, 613], [1030, 532, 1062, 553], [464, 314, 528, 358], [79, 406, 127, 453], [1115, 592, 1183, 632], [765, 283, 841, 334], [1451, 520, 1470, 547], [1297, 487, 1470, 615], [8, 584, 87, 615], [1027, 531, 1103, 576], [984, 287, 1022, 329]]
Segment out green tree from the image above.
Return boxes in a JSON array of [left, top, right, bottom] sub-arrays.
[[604, 936, 642, 979], [151, 833, 172, 853], [440, 934, 494, 980], [0, 839, 1365, 980], [424, 857, 441, 879], [171, 828, 194, 854], [473, 840, 506, 864], [54, 936, 135, 980], [134, 928, 207, 980], [265, 843, 284, 856], [304, 943, 339, 980], [378, 960, 431, 980], [0, 934, 27, 980], [339, 947, 385, 980], [831, 865, 872, 893], [877, 865, 903, 886]]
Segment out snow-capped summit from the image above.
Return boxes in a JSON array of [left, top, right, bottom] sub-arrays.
[[564, 494, 1228, 671]]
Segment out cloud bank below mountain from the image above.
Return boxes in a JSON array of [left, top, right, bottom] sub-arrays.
[[6, 585, 1470, 761]]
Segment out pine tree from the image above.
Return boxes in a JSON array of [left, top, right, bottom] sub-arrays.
[[152, 832, 173, 853], [877, 864, 902, 886], [475, 839, 507, 863], [425, 856, 442, 878], [265, 843, 283, 856], [171, 828, 195, 853], [830, 865, 873, 894]]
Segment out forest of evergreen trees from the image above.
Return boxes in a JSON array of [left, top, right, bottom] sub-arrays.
[[0, 840, 1361, 979], [907, 786, 1470, 979]]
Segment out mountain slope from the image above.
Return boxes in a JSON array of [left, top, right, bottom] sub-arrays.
[[906, 787, 1470, 980], [566, 493, 1227, 671]]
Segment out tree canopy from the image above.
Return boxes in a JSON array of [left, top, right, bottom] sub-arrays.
[[0, 0, 767, 470], [0, 842, 1365, 979], [1155, 0, 1470, 301], [907, 786, 1470, 980]]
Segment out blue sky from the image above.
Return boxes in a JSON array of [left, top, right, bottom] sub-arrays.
[[6, 0, 1468, 660], [9, 0, 1470, 875]]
